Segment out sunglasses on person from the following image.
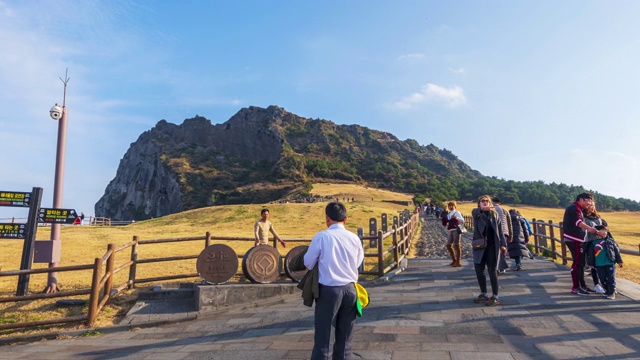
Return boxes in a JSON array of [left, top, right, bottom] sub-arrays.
[[480, 199, 490, 203]]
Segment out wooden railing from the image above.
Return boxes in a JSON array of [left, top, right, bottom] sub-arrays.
[[0, 210, 418, 331], [529, 219, 640, 264], [462, 215, 640, 263], [0, 239, 136, 331]]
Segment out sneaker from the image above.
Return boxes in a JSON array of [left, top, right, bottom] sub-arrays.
[[594, 284, 605, 294], [606, 294, 616, 300], [485, 295, 501, 306], [571, 288, 589, 296], [582, 287, 597, 294], [514, 264, 522, 271], [473, 294, 490, 303]]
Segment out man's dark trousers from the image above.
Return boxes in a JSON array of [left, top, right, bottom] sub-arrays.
[[311, 283, 357, 360]]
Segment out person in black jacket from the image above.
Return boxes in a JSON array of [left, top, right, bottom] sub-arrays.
[[471, 196, 507, 306], [508, 209, 529, 271], [592, 225, 623, 299], [562, 192, 607, 296]]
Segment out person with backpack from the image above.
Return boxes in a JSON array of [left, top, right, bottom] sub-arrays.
[[591, 225, 623, 299]]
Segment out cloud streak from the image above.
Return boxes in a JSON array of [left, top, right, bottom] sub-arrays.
[[391, 83, 467, 110]]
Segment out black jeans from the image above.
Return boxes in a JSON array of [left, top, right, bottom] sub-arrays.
[[474, 243, 499, 296]]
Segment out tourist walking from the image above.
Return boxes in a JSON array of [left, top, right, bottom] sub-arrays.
[[471, 196, 507, 306], [492, 197, 512, 274], [508, 209, 530, 271], [444, 201, 465, 267]]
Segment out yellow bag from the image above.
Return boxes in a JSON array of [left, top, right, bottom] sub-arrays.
[[354, 282, 369, 317]]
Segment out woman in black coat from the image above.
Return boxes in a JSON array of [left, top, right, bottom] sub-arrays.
[[508, 209, 530, 271], [471, 195, 507, 306]]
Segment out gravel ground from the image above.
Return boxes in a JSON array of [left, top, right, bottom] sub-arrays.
[[414, 214, 472, 259]]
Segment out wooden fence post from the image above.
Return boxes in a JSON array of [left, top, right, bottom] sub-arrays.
[[377, 230, 384, 277], [103, 244, 115, 298], [205, 231, 211, 247], [548, 220, 557, 261], [127, 236, 138, 290], [559, 222, 567, 265], [87, 257, 103, 327], [392, 225, 399, 269]]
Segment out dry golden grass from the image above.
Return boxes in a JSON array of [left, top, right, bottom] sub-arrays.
[[0, 183, 413, 336], [455, 201, 640, 283]]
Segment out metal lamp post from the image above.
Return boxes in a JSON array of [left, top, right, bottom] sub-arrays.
[[44, 71, 70, 293]]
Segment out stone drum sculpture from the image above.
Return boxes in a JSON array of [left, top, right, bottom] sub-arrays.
[[196, 244, 239, 284], [242, 245, 282, 283]]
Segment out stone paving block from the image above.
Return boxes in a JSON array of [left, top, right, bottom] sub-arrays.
[[451, 351, 515, 360], [177, 343, 224, 352], [422, 342, 477, 351], [373, 326, 420, 335], [581, 337, 637, 356], [392, 350, 451, 360], [534, 342, 603, 359], [351, 349, 393, 360]]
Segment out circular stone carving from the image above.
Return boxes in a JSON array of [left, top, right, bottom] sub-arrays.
[[284, 245, 309, 283], [196, 244, 239, 284], [242, 245, 282, 283]]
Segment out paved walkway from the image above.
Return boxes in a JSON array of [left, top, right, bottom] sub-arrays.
[[3, 257, 640, 360]]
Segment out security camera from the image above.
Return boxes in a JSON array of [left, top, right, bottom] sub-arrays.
[[50, 104, 63, 120]]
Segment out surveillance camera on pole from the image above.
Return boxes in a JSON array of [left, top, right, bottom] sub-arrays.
[[49, 104, 63, 120]]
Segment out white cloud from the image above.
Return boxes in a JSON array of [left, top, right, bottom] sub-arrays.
[[397, 53, 425, 60], [391, 83, 467, 110], [449, 67, 465, 74]]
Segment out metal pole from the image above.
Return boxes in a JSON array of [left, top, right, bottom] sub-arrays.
[[45, 105, 67, 293]]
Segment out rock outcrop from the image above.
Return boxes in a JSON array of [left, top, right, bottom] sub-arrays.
[[95, 105, 482, 221]]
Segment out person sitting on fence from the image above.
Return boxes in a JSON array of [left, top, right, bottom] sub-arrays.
[[444, 201, 465, 268], [591, 225, 623, 299]]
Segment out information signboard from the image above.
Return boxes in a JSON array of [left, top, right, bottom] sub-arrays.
[[0, 223, 27, 238], [0, 191, 31, 207], [37, 208, 78, 224]]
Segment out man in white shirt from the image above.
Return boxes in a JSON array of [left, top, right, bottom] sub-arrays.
[[304, 202, 364, 360]]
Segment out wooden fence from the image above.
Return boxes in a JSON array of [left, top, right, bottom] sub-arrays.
[[529, 219, 640, 263], [0, 210, 418, 331], [463, 215, 640, 262]]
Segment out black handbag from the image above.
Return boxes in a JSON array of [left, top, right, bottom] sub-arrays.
[[471, 237, 487, 249], [456, 225, 467, 234]]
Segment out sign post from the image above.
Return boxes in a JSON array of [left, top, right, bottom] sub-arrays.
[[0, 188, 43, 296]]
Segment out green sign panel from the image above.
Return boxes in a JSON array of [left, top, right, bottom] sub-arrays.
[[0, 223, 27, 238], [0, 191, 31, 207], [37, 208, 78, 224]]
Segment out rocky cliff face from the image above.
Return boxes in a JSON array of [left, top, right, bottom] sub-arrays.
[[94, 130, 184, 221], [95, 105, 481, 221]]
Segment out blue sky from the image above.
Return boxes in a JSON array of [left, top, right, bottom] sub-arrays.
[[2, 0, 640, 220]]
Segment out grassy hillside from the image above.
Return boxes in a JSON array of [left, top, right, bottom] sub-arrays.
[[0, 183, 413, 292]]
